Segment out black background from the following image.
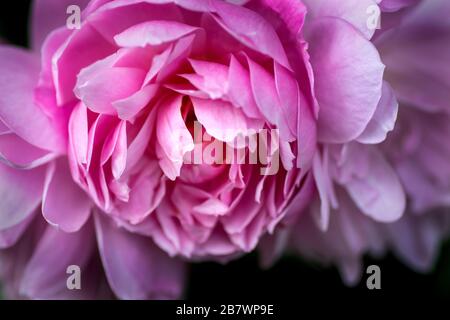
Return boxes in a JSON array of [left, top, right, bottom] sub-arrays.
[[0, 1, 449, 300]]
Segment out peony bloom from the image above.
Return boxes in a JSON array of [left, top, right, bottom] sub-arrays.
[[0, 0, 446, 299], [1, 0, 319, 299], [279, 0, 450, 285]]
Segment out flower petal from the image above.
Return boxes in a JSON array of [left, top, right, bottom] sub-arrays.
[[42, 159, 92, 233], [95, 212, 186, 299], [308, 17, 385, 143], [0, 47, 65, 152]]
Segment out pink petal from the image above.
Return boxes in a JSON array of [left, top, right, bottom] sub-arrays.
[[75, 67, 145, 115], [212, 0, 291, 69], [156, 96, 194, 180], [227, 55, 261, 119], [247, 57, 295, 141], [0, 212, 35, 249], [42, 159, 92, 233], [0, 164, 46, 230], [302, 0, 380, 39], [95, 212, 186, 299], [338, 144, 406, 222], [52, 24, 117, 106], [191, 98, 248, 143], [308, 17, 384, 143], [0, 47, 65, 152], [0, 133, 57, 169], [114, 20, 199, 47], [111, 121, 128, 180], [357, 82, 398, 144], [182, 59, 229, 99], [20, 222, 96, 299], [113, 84, 159, 121], [115, 161, 165, 224], [125, 108, 157, 172]]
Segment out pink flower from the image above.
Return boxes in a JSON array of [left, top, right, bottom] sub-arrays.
[[1, 0, 439, 299], [1, 0, 316, 299], [277, 0, 450, 285]]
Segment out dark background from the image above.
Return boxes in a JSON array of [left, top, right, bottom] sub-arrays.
[[1, 1, 449, 300]]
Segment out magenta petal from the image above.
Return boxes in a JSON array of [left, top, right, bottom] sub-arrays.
[[42, 159, 92, 233], [95, 212, 186, 299]]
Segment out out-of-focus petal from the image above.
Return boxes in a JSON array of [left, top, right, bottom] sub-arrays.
[[42, 159, 92, 233], [95, 212, 186, 299], [0, 164, 46, 230], [357, 82, 398, 144], [31, 0, 91, 49]]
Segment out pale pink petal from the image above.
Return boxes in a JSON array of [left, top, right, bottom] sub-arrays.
[[113, 85, 159, 121], [182, 59, 229, 99], [156, 96, 194, 180], [114, 20, 199, 47], [227, 55, 261, 119], [337, 144, 406, 222], [191, 98, 248, 143], [308, 17, 384, 143], [357, 82, 398, 144], [302, 0, 379, 39], [111, 121, 128, 180], [247, 57, 295, 141], [75, 67, 145, 115]]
